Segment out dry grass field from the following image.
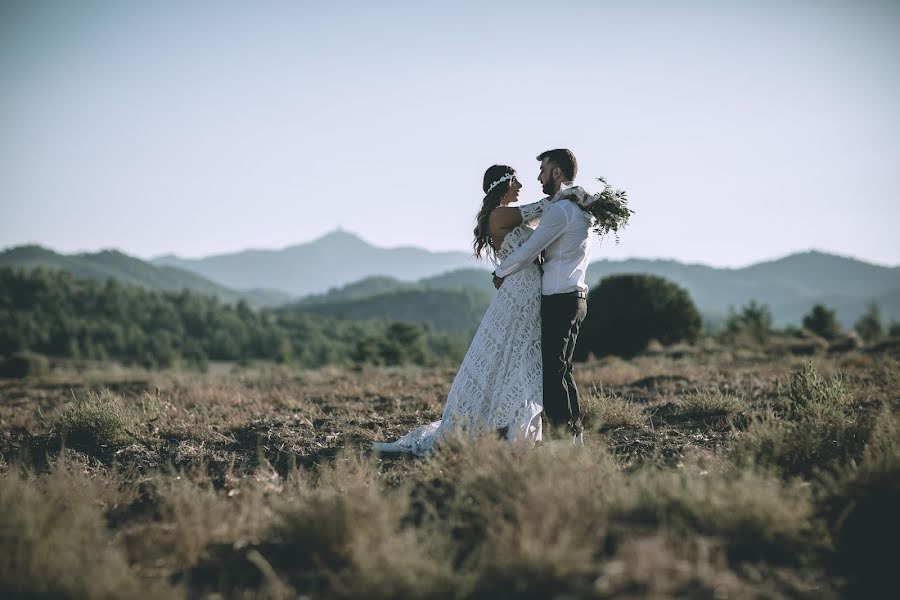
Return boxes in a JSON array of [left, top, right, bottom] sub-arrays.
[[2, 346, 899, 599]]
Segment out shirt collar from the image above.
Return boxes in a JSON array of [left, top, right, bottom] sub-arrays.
[[549, 181, 577, 202]]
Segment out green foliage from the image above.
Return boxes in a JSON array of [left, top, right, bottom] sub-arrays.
[[293, 276, 415, 306], [577, 274, 702, 359], [353, 322, 427, 366], [854, 302, 884, 343], [0, 267, 469, 369], [802, 304, 842, 341], [0, 351, 49, 379], [890, 321, 900, 337], [0, 244, 287, 307], [288, 287, 490, 333], [724, 300, 773, 342], [787, 361, 846, 423]]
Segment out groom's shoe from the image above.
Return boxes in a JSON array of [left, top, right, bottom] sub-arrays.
[[572, 432, 585, 447]]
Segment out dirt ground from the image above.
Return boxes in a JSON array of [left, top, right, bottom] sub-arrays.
[[2, 349, 898, 598]]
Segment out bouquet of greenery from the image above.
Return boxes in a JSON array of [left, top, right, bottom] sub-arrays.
[[554, 177, 634, 242]]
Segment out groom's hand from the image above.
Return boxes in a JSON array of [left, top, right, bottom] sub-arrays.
[[492, 271, 504, 289]]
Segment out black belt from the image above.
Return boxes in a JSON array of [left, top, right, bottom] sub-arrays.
[[547, 290, 587, 299]]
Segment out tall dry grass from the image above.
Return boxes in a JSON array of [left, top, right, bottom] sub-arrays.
[[0, 464, 171, 599], [1, 354, 896, 598]]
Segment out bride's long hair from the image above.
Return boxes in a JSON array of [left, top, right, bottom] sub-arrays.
[[473, 165, 515, 260]]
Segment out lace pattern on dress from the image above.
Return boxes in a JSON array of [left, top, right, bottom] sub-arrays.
[[380, 205, 546, 455]]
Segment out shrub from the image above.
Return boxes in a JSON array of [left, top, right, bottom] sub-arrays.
[[787, 361, 847, 425], [615, 465, 821, 564], [735, 363, 864, 474], [0, 351, 49, 379], [56, 390, 138, 448], [724, 301, 774, 343], [854, 302, 884, 344], [736, 415, 859, 475], [677, 391, 744, 419], [828, 331, 863, 353], [577, 274, 702, 359], [803, 304, 842, 341], [580, 387, 646, 431], [418, 438, 821, 574], [353, 322, 428, 366], [0, 468, 164, 599], [269, 454, 451, 598], [822, 408, 900, 596]]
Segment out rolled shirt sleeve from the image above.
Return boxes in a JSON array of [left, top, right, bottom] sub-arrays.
[[495, 202, 569, 279]]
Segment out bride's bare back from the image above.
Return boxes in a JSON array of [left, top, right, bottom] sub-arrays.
[[488, 206, 525, 251]]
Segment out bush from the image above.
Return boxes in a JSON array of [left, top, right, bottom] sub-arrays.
[[269, 455, 451, 598], [579, 387, 646, 431], [724, 301, 774, 343], [353, 322, 427, 366], [823, 408, 900, 596], [854, 302, 884, 344], [577, 274, 702, 359], [677, 391, 744, 419], [735, 362, 864, 474], [803, 304, 842, 341], [56, 391, 138, 448], [828, 331, 863, 353], [787, 361, 847, 424], [0, 351, 49, 379], [0, 469, 164, 599]]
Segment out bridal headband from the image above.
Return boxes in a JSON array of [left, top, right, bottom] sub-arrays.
[[486, 173, 515, 194]]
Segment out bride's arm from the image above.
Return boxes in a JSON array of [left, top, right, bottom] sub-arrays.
[[516, 199, 548, 224], [488, 199, 549, 233], [494, 202, 567, 279]]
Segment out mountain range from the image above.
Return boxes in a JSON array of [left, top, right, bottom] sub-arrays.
[[584, 252, 900, 327], [153, 229, 485, 297], [3, 230, 898, 328], [0, 245, 291, 307]]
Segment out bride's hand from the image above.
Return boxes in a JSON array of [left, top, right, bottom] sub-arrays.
[[558, 186, 598, 209]]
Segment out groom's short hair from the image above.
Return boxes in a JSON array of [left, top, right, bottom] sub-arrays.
[[537, 149, 577, 181]]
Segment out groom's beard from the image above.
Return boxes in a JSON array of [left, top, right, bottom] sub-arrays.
[[542, 180, 557, 196]]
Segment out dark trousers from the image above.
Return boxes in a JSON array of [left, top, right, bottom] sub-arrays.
[[541, 292, 588, 435]]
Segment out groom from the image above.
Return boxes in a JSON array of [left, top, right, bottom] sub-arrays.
[[492, 149, 592, 445]]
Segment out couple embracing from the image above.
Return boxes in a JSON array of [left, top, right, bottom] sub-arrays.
[[374, 148, 595, 454]]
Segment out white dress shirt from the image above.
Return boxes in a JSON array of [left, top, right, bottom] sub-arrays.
[[495, 197, 593, 295]]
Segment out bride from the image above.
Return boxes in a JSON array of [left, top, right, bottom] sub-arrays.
[[373, 165, 546, 455]]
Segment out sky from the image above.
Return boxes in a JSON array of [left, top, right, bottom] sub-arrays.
[[1, 0, 898, 268]]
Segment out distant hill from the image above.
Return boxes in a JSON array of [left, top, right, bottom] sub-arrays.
[[8, 235, 897, 329], [153, 230, 488, 297], [0, 245, 292, 308], [293, 276, 418, 306], [421, 269, 496, 295], [283, 288, 492, 332], [293, 269, 497, 307], [584, 251, 900, 327], [287, 250, 899, 329]]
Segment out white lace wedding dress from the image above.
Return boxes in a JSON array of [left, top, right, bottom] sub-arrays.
[[373, 202, 546, 456]]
